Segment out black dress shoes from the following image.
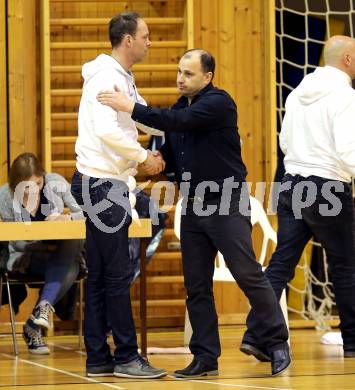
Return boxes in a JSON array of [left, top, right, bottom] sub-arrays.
[[271, 347, 292, 376], [174, 358, 219, 378], [240, 342, 271, 362]]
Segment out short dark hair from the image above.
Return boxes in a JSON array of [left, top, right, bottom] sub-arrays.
[[183, 49, 216, 79], [109, 12, 141, 48], [9, 153, 45, 193]]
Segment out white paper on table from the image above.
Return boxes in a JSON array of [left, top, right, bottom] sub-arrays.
[[135, 121, 164, 136]]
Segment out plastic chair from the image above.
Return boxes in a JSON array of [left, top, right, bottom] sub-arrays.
[[173, 196, 289, 345]]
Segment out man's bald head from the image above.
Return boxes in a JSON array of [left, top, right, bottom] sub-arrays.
[[324, 35, 355, 78]]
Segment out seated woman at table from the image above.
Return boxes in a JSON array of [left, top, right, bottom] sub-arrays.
[[0, 152, 84, 355]]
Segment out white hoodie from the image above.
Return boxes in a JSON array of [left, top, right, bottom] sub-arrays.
[[75, 54, 148, 181], [280, 65, 355, 182]]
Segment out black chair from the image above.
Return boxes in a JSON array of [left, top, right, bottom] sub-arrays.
[[0, 242, 86, 356], [0, 242, 18, 354]]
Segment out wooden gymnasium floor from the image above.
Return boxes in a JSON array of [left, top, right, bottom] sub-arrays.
[[1, 327, 355, 390]]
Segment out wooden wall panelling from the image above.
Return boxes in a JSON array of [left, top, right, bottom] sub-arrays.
[[196, 0, 220, 85], [253, 0, 277, 263], [216, 0, 249, 318], [186, 0, 194, 49], [62, 1, 79, 179], [250, 0, 264, 185], [0, 0, 7, 185], [218, 0, 236, 97], [7, 0, 38, 163], [42, 0, 52, 171], [262, 0, 277, 190], [234, 0, 255, 182], [1, 0, 40, 330]]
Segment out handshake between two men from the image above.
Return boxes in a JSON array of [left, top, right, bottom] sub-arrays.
[[141, 150, 165, 176]]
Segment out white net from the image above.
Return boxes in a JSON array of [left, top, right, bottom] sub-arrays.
[[276, 0, 355, 330], [276, 0, 355, 129], [286, 242, 336, 330]]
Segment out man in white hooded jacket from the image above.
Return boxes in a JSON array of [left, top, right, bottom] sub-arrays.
[[71, 12, 166, 378], [240, 35, 355, 360]]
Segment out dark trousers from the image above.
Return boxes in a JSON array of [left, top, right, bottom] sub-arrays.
[[71, 170, 139, 367], [181, 194, 289, 366], [244, 174, 355, 351]]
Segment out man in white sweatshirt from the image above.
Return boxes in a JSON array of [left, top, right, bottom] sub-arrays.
[[70, 12, 166, 378], [240, 35, 355, 360]]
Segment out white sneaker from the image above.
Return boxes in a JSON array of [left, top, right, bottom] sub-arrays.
[[31, 301, 54, 329]]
